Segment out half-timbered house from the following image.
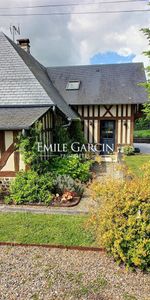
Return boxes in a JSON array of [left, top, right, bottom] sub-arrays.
[[0, 32, 78, 178], [48, 64, 147, 153], [0, 32, 147, 179]]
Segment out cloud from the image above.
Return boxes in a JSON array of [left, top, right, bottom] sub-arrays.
[[0, 0, 149, 67], [68, 2, 150, 66]]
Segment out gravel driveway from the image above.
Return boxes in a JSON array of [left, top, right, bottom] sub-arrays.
[[0, 246, 149, 300]]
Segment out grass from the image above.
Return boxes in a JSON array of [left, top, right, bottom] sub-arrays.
[[123, 293, 137, 300], [71, 275, 107, 298], [134, 129, 150, 138], [0, 212, 94, 246], [124, 154, 150, 175]]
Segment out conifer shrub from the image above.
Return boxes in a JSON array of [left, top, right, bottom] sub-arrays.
[[88, 163, 150, 271]]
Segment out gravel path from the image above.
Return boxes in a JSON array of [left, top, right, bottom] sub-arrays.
[[0, 246, 149, 300]]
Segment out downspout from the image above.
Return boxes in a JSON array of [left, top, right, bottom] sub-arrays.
[[62, 117, 72, 128], [22, 128, 30, 137]]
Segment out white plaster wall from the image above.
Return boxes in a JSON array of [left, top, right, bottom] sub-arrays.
[[118, 120, 121, 144], [1, 152, 15, 171], [83, 105, 88, 117], [89, 122, 93, 143], [5, 131, 13, 150], [84, 120, 88, 140], [118, 105, 122, 117], [123, 105, 126, 117], [94, 120, 98, 143], [128, 105, 131, 117], [122, 121, 126, 144], [127, 120, 131, 144], [78, 106, 82, 116], [89, 106, 93, 117], [100, 106, 105, 117], [110, 105, 116, 117], [94, 105, 99, 117]]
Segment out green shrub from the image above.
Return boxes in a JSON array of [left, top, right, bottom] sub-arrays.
[[54, 175, 84, 196], [135, 117, 150, 130], [123, 145, 135, 156], [53, 120, 86, 154], [49, 155, 92, 182], [6, 170, 54, 205], [36, 155, 92, 182], [69, 120, 86, 145], [17, 122, 42, 168], [54, 126, 70, 147], [88, 163, 150, 271], [134, 129, 150, 138]]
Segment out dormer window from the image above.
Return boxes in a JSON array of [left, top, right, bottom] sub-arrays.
[[66, 80, 80, 90]]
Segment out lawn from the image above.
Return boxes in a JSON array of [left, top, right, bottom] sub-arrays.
[[134, 129, 150, 138], [0, 213, 94, 246], [124, 154, 150, 174]]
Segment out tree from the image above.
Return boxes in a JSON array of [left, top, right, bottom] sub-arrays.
[[141, 28, 150, 119]]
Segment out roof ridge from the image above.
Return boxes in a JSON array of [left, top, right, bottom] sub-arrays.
[[47, 62, 144, 69]]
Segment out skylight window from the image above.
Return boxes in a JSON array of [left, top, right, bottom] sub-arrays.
[[66, 80, 80, 90]]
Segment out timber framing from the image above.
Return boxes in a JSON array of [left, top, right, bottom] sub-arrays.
[[73, 104, 135, 150]]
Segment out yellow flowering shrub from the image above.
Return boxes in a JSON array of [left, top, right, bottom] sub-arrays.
[[89, 162, 150, 270]]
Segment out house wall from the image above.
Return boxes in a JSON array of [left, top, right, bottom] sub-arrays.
[[39, 109, 54, 160], [0, 109, 54, 178], [72, 104, 134, 150], [0, 131, 22, 178]]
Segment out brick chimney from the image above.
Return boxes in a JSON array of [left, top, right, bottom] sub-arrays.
[[17, 38, 30, 53]]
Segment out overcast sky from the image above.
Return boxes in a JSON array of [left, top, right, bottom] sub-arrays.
[[0, 0, 149, 67]]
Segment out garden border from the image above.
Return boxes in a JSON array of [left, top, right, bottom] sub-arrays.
[[0, 242, 105, 252]]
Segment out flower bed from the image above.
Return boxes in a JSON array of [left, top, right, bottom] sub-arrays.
[[4, 171, 85, 207]]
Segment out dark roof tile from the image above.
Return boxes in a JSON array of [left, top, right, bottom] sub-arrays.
[[0, 32, 77, 120], [47, 63, 147, 105], [0, 107, 50, 129]]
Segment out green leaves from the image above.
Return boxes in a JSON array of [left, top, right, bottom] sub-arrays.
[[141, 28, 150, 119], [53, 175, 84, 196], [7, 170, 54, 205], [48, 155, 92, 182], [89, 162, 150, 270], [17, 121, 43, 167]]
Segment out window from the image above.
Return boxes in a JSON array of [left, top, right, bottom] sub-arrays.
[[66, 80, 80, 90]]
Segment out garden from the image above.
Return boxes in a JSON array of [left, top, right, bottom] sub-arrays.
[[0, 120, 149, 272], [1, 121, 94, 207]]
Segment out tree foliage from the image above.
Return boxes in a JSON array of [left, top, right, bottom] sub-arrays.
[[141, 28, 150, 119]]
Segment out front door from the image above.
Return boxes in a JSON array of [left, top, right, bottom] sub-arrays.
[[100, 120, 115, 154]]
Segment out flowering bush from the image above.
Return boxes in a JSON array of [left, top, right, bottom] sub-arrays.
[[88, 162, 150, 271], [123, 145, 135, 156], [61, 191, 77, 203]]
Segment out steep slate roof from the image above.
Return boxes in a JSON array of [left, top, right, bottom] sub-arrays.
[[47, 63, 147, 105], [0, 107, 49, 130], [0, 32, 77, 120]]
